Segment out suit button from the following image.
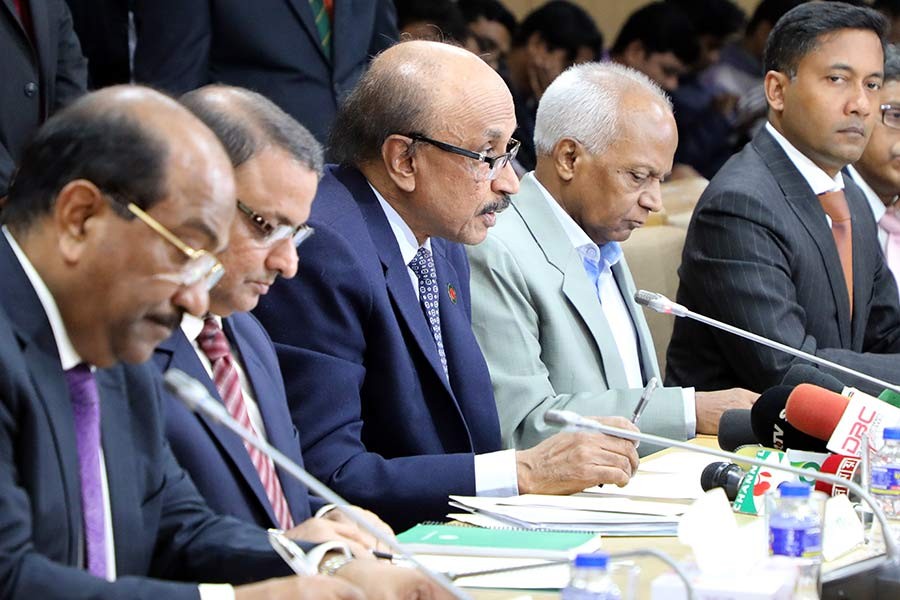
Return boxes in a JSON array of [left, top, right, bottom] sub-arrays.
[[24, 82, 38, 97]]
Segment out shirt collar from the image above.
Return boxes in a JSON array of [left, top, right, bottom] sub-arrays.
[[368, 183, 432, 265], [2, 225, 83, 369], [181, 311, 223, 341], [529, 172, 623, 269], [765, 122, 845, 195], [846, 164, 887, 223]]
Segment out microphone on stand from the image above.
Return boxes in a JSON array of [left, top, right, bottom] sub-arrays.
[[162, 368, 469, 600], [632, 290, 900, 395], [544, 409, 900, 599]]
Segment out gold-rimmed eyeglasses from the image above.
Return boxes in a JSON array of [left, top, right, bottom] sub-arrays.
[[236, 199, 315, 247], [882, 104, 900, 130]]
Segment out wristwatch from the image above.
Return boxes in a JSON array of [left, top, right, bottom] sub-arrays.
[[319, 552, 354, 576]]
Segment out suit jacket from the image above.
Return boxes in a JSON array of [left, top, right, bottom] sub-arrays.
[[467, 175, 688, 455], [132, 0, 397, 143], [153, 312, 326, 530], [667, 127, 900, 393], [0, 0, 87, 196], [0, 235, 297, 599], [253, 164, 502, 530], [64, 0, 130, 88]]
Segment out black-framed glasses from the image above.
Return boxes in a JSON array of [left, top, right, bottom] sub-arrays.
[[236, 199, 315, 247], [882, 104, 900, 130], [405, 133, 520, 181]]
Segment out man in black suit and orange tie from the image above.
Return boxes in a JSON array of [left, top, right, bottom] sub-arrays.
[[667, 2, 900, 395]]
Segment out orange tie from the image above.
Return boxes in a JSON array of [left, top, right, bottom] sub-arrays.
[[818, 190, 853, 314]]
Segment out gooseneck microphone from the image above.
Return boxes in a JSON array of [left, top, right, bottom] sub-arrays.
[[633, 290, 900, 395], [162, 369, 468, 600], [700, 462, 747, 501]]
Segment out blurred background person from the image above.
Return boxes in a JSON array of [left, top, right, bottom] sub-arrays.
[[459, 0, 517, 72]]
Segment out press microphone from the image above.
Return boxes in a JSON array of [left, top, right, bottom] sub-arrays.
[[717, 409, 756, 452], [633, 290, 900, 395], [162, 369, 468, 600], [544, 409, 900, 597], [781, 363, 845, 393], [750, 385, 829, 452]]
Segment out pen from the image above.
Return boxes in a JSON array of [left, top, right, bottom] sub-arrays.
[[631, 376, 659, 425]]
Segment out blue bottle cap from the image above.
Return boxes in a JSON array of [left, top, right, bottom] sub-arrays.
[[884, 427, 900, 441], [779, 481, 811, 497], [574, 552, 610, 569]]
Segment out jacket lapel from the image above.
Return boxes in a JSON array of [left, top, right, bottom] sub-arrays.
[[284, 0, 330, 65], [27, 0, 52, 110], [612, 259, 659, 380]]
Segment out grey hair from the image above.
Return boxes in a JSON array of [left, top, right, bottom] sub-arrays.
[[533, 61, 672, 157]]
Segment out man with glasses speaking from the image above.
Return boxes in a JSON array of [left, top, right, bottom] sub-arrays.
[[254, 40, 641, 532]]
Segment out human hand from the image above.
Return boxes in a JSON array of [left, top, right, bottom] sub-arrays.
[[234, 574, 363, 600], [695, 388, 758, 434], [336, 560, 456, 600], [515, 417, 640, 494], [321, 505, 396, 556]]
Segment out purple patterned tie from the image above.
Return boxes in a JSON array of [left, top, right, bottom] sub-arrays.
[[64, 364, 107, 579], [408, 247, 449, 379]]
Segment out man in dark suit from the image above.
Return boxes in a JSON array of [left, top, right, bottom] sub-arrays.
[[154, 85, 392, 555], [667, 2, 900, 395], [0, 0, 87, 197], [254, 40, 641, 531], [0, 84, 448, 599], [131, 0, 398, 145]]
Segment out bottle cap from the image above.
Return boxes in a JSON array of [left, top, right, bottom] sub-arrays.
[[779, 480, 811, 498], [884, 427, 900, 441], [574, 552, 609, 569]]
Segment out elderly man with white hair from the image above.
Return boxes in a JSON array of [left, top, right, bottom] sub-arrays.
[[467, 62, 756, 454]]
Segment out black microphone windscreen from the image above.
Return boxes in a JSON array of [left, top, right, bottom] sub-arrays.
[[700, 461, 746, 501], [717, 409, 756, 452], [781, 363, 844, 393], [750, 385, 829, 452]]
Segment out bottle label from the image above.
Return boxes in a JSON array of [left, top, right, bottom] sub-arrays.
[[871, 466, 900, 495], [769, 525, 822, 558]]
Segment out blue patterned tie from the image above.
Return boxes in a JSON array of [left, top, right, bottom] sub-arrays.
[[408, 247, 449, 379]]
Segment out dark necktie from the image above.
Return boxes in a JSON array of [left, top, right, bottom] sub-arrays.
[[307, 0, 332, 58], [64, 364, 107, 579], [408, 247, 449, 379], [818, 190, 853, 314], [196, 318, 294, 530]]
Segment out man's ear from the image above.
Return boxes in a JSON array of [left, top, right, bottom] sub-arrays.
[[381, 134, 418, 193], [764, 70, 789, 113], [54, 179, 107, 263], [553, 138, 579, 182]]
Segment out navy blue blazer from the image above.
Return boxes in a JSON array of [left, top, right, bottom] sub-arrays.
[[153, 312, 325, 529], [0, 236, 299, 599], [254, 164, 503, 530]]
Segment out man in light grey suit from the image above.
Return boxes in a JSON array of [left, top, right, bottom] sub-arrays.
[[468, 62, 756, 454]]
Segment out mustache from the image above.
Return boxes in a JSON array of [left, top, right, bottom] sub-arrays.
[[146, 310, 184, 332], [479, 194, 511, 215]]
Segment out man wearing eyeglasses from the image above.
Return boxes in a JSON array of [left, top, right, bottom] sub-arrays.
[[849, 44, 900, 292], [153, 85, 400, 565], [254, 40, 641, 532], [0, 85, 448, 600]]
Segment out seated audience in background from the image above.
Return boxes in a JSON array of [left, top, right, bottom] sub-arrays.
[[0, 85, 440, 600], [254, 41, 640, 532], [395, 0, 473, 47], [667, 2, 900, 395], [875, 0, 900, 43], [504, 0, 603, 172], [458, 0, 517, 73], [154, 85, 392, 557], [131, 0, 398, 145], [608, 1, 698, 93], [667, 0, 747, 179], [467, 63, 756, 454], [848, 44, 900, 292], [1, 0, 86, 198]]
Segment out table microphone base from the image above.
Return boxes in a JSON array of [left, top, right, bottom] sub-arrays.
[[823, 557, 900, 599]]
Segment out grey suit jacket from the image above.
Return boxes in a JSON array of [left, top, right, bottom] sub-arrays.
[[667, 127, 900, 393], [468, 175, 689, 455]]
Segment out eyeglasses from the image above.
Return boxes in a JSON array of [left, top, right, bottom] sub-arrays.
[[236, 199, 315, 247], [118, 200, 225, 290], [405, 133, 520, 181], [882, 104, 900, 130]]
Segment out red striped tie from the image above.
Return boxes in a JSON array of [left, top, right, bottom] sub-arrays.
[[197, 317, 294, 530]]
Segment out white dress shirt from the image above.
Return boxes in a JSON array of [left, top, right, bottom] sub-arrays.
[[529, 174, 696, 437], [370, 184, 519, 497], [847, 164, 889, 251]]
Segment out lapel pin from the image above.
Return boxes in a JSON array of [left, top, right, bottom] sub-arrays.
[[447, 283, 458, 304]]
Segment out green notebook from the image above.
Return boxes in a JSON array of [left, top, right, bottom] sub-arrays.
[[397, 523, 598, 551]]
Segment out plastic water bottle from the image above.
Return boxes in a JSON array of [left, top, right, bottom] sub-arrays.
[[561, 552, 622, 600], [768, 481, 823, 599], [870, 426, 900, 545]]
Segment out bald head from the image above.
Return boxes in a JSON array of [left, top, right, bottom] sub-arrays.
[[329, 40, 513, 166]]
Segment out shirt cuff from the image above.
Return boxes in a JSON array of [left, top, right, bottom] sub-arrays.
[[306, 540, 352, 570], [474, 449, 519, 496], [314, 503, 338, 519], [199, 584, 235, 600], [682, 386, 697, 438]]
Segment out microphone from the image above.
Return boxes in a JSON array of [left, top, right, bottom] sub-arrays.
[[717, 409, 756, 452], [633, 290, 900, 395], [750, 385, 829, 452], [543, 409, 900, 598], [781, 363, 845, 393], [700, 461, 747, 501], [162, 369, 468, 600], [815, 454, 862, 500]]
